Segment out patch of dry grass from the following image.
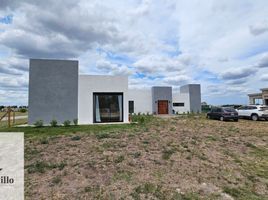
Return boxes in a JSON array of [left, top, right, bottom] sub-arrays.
[[0, 118, 27, 128], [21, 115, 268, 199]]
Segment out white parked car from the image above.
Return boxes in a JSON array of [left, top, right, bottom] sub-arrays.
[[236, 105, 268, 121]]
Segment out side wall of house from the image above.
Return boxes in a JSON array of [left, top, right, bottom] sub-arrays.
[[128, 89, 152, 114], [172, 93, 190, 113], [28, 59, 78, 124], [78, 75, 128, 124], [180, 84, 201, 112]]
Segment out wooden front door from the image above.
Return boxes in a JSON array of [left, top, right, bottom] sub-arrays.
[[158, 100, 168, 114]]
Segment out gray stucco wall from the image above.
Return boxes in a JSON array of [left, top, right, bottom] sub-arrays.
[[152, 86, 172, 114], [180, 84, 201, 112], [28, 59, 78, 124]]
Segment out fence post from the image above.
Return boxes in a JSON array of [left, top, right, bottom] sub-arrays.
[[13, 110, 15, 124], [8, 107, 11, 128]]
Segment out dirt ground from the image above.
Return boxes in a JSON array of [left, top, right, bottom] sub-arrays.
[[24, 115, 268, 200]]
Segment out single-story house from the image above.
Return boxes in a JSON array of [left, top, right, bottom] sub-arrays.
[[248, 88, 268, 105], [28, 59, 201, 125]]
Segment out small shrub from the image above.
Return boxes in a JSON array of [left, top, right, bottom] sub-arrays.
[[84, 185, 101, 193], [27, 161, 47, 173], [26, 161, 66, 174], [170, 127, 176, 131], [58, 162, 66, 170], [113, 170, 132, 182], [114, 155, 125, 163], [34, 120, 43, 127], [51, 176, 61, 185], [84, 186, 92, 193], [63, 120, 71, 127], [139, 116, 145, 124], [71, 135, 81, 141], [143, 182, 156, 194], [40, 138, 49, 144], [50, 119, 58, 127], [143, 140, 149, 145], [245, 142, 255, 148], [133, 152, 141, 158], [95, 132, 110, 139], [73, 118, 78, 126], [162, 148, 175, 160], [186, 155, 192, 160], [223, 187, 241, 198], [19, 108, 27, 113]]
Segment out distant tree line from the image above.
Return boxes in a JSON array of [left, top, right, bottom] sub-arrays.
[[201, 103, 243, 113], [0, 106, 28, 112]]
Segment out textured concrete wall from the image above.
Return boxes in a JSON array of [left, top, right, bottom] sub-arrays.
[[152, 86, 172, 114], [78, 75, 128, 124], [128, 89, 152, 114], [180, 84, 201, 112], [28, 59, 78, 124]]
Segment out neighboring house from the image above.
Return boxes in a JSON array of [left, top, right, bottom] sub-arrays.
[[128, 85, 201, 115], [28, 59, 201, 125], [248, 88, 268, 105]]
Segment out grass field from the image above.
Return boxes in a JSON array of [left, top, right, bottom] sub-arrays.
[[0, 114, 267, 199], [0, 111, 28, 117]]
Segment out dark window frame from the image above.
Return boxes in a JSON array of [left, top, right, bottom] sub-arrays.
[[129, 100, 134, 113], [93, 92, 124, 123], [173, 102, 185, 107], [223, 107, 236, 112]]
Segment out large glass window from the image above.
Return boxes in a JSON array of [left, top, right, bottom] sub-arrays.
[[93, 93, 123, 123]]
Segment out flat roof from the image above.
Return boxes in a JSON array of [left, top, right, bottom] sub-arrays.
[[260, 88, 268, 91], [248, 93, 262, 97]]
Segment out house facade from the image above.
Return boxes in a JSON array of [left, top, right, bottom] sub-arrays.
[[28, 59, 201, 125], [128, 84, 201, 115], [248, 88, 268, 105]]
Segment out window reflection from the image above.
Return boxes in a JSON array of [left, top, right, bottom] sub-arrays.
[[94, 93, 123, 123]]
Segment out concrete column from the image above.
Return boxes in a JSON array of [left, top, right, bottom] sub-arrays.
[[249, 97, 254, 104]]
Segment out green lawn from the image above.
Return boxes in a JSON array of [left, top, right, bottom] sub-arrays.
[[0, 111, 28, 117], [0, 115, 153, 139]]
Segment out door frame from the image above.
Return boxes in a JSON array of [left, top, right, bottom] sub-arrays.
[[93, 92, 124, 123], [157, 100, 169, 114]]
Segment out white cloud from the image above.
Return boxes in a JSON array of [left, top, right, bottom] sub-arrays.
[[260, 74, 268, 81], [255, 53, 268, 68], [221, 67, 256, 80], [0, 57, 28, 75], [249, 20, 268, 36], [133, 54, 192, 74], [96, 60, 133, 76], [1, 0, 268, 105], [129, 0, 151, 16], [163, 75, 191, 85]]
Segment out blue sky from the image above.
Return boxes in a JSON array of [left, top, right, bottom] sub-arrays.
[[0, 0, 268, 105]]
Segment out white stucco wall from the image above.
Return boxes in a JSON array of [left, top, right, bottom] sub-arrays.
[[128, 89, 153, 114], [78, 75, 128, 124], [172, 93, 190, 113]]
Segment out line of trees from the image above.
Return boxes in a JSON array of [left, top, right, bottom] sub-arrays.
[[0, 106, 28, 112]]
